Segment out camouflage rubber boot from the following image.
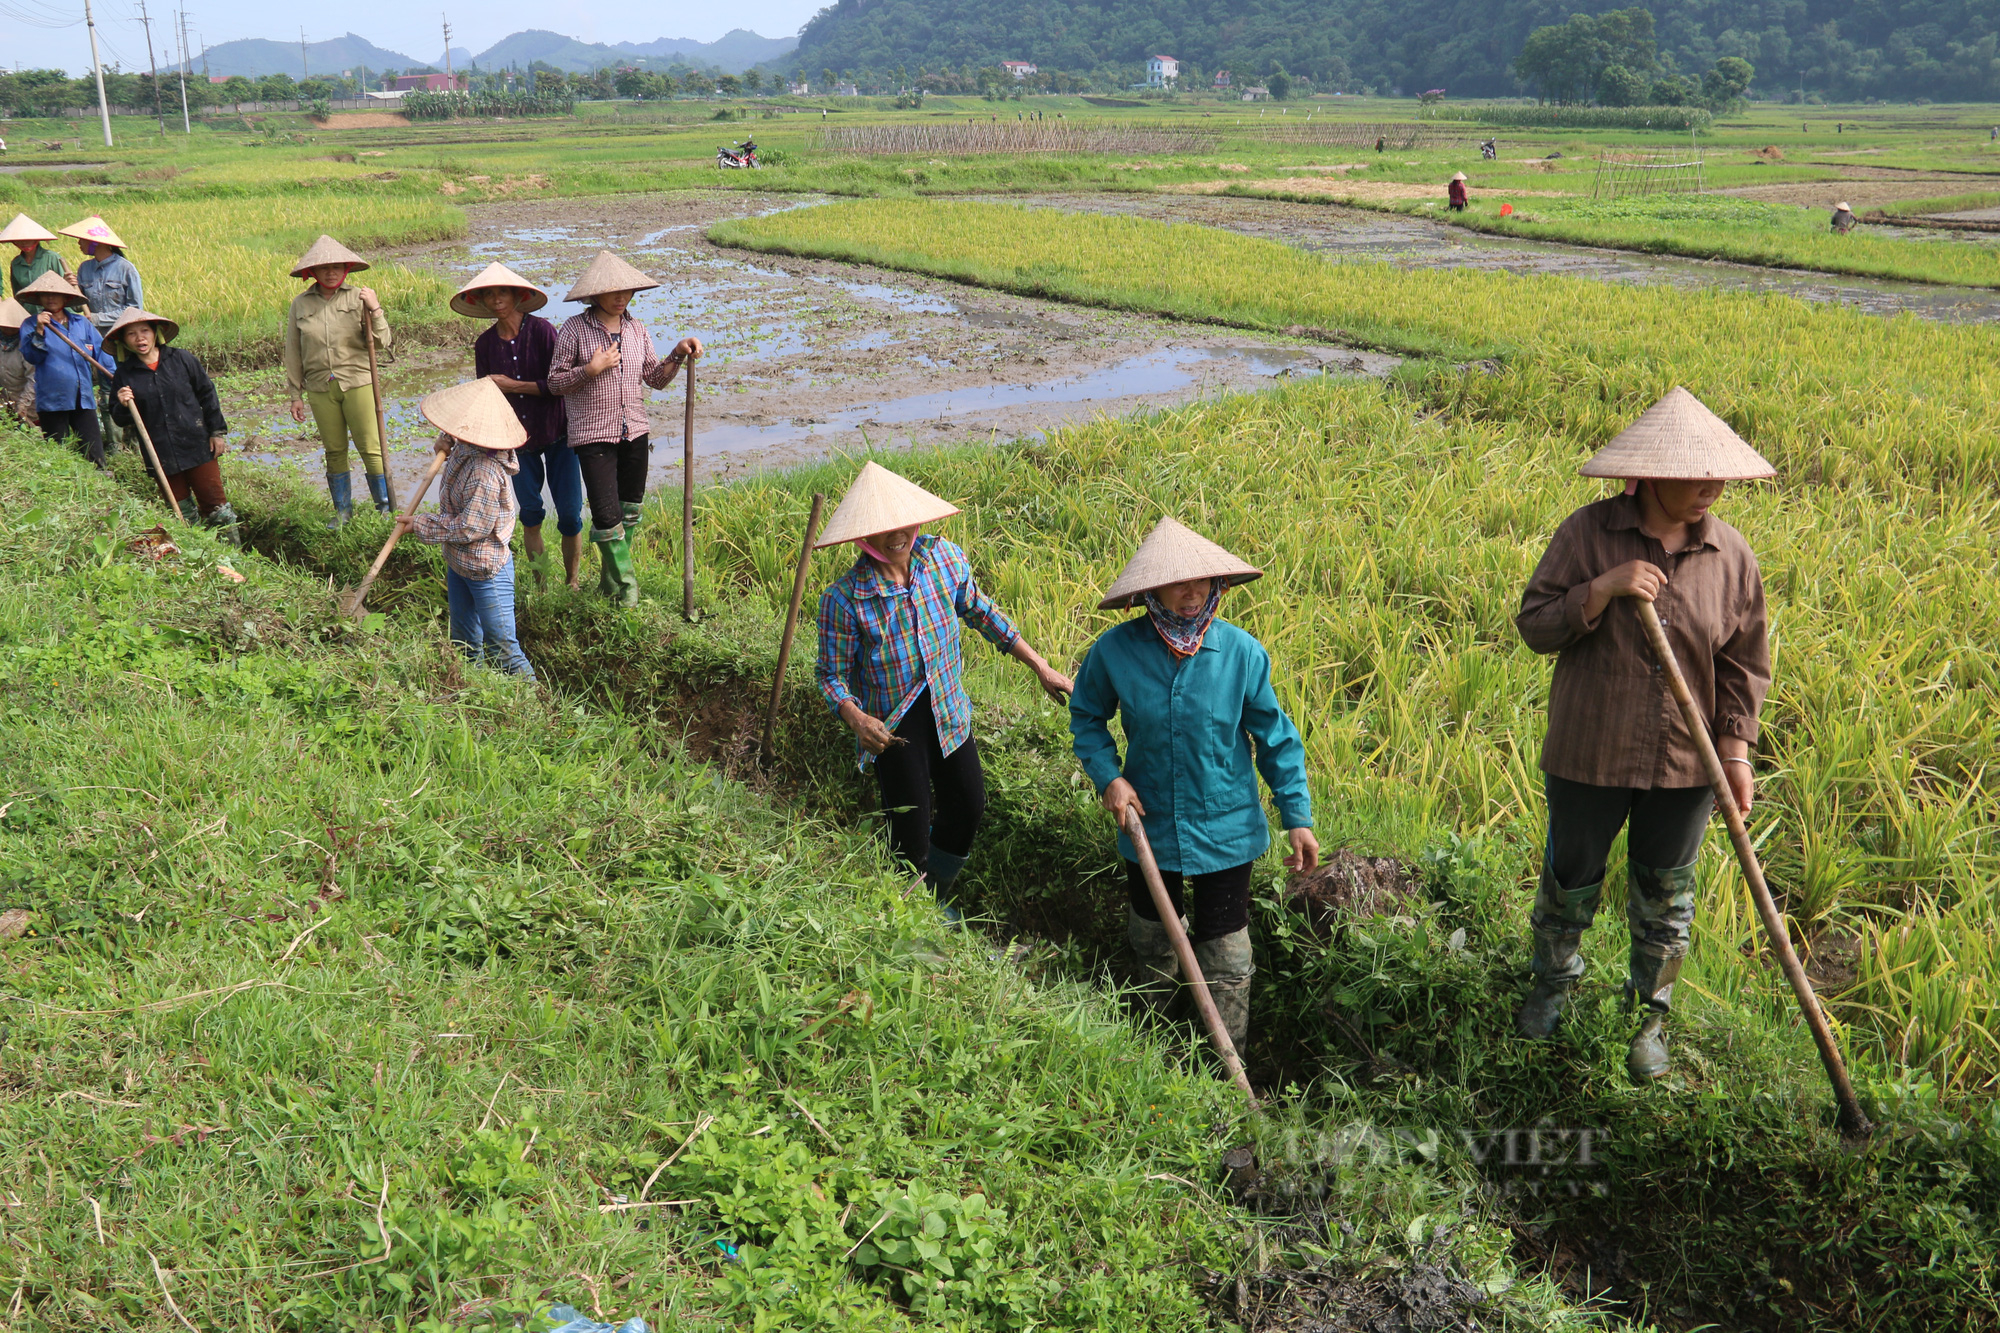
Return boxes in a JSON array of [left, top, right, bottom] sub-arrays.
[[176, 494, 200, 525], [1193, 927, 1255, 1054], [205, 502, 243, 548], [1125, 908, 1180, 1018], [1625, 859, 1698, 1083], [620, 500, 644, 533], [1516, 918, 1589, 1039]]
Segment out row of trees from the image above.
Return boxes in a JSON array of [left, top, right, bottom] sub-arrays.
[[1513, 9, 1754, 110], [0, 66, 389, 118]]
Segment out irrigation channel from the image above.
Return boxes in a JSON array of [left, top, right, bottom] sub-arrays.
[[218, 188, 2000, 498]]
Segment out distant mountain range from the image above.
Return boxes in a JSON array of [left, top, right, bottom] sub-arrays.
[[200, 28, 796, 81]]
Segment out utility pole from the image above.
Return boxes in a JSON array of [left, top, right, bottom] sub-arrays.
[[175, 10, 191, 133], [138, 0, 167, 136], [82, 0, 114, 146], [300, 28, 309, 81], [442, 14, 453, 88]]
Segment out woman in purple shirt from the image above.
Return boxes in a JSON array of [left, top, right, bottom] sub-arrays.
[[455, 263, 581, 589]]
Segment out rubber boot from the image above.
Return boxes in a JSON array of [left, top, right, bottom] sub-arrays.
[[205, 502, 243, 548], [325, 471, 354, 530], [1194, 928, 1255, 1054], [365, 472, 393, 514], [927, 847, 969, 928], [1516, 918, 1587, 1039], [1126, 908, 1180, 1018], [176, 494, 200, 525], [603, 534, 640, 607], [620, 500, 644, 533], [589, 524, 625, 600], [1624, 860, 1696, 1083]]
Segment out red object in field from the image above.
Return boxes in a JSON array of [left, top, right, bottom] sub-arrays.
[[1500, 203, 1514, 216]]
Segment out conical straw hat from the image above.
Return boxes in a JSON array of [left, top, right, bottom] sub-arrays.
[[0, 213, 58, 244], [814, 460, 961, 548], [59, 215, 126, 250], [451, 261, 548, 318], [104, 307, 180, 346], [420, 378, 529, 450], [0, 298, 26, 330], [564, 250, 659, 303], [1098, 516, 1263, 609], [289, 234, 370, 278], [1580, 386, 1776, 482], [1834, 201, 1852, 211], [15, 271, 85, 306], [1451, 172, 1467, 181]]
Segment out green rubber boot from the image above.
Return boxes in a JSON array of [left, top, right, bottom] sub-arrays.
[[604, 534, 640, 607], [176, 494, 200, 525], [589, 524, 625, 601], [620, 500, 644, 532]]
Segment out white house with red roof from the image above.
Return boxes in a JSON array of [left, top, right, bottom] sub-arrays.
[[1002, 61, 1038, 79], [1147, 55, 1179, 86]]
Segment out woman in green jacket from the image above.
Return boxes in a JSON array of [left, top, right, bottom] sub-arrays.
[[282, 234, 392, 526], [1069, 517, 1319, 1052]]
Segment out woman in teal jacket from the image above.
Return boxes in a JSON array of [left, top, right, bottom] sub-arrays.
[[1069, 516, 1318, 1052]]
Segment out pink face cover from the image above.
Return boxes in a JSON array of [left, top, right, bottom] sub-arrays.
[[858, 528, 920, 564]]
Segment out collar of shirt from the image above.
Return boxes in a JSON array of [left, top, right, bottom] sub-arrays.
[[1600, 492, 1719, 552]]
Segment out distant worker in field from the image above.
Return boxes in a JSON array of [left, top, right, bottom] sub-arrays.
[[1512, 388, 1774, 1084], [3, 213, 66, 302], [393, 379, 537, 679], [0, 297, 35, 426], [1830, 201, 1856, 233], [546, 250, 701, 606], [1448, 172, 1469, 210], [16, 270, 115, 465], [107, 308, 238, 543], [814, 462, 1073, 923], [63, 215, 143, 447], [1069, 518, 1317, 1053], [283, 235, 393, 526], [454, 262, 580, 591], [1375, 135, 1386, 152]]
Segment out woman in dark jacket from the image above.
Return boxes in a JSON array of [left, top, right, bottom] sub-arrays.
[[107, 308, 237, 542]]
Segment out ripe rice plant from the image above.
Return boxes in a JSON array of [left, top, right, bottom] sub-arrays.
[[818, 122, 1211, 156], [709, 198, 2000, 1092]]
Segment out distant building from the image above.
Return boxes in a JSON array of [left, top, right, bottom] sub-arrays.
[[208, 75, 230, 85], [788, 80, 810, 95], [835, 81, 858, 96], [1147, 55, 1179, 87], [365, 89, 409, 102], [1002, 61, 1037, 79], [1241, 86, 1269, 101], [390, 72, 465, 93], [1212, 70, 1231, 89]]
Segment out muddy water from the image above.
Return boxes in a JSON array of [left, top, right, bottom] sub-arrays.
[[224, 192, 1397, 502], [987, 191, 2000, 323]]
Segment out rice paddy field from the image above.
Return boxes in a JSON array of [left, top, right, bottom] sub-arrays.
[[2, 96, 1999, 1331]]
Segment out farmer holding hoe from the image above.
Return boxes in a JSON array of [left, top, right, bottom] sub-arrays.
[[283, 235, 394, 526], [17, 270, 115, 465], [455, 262, 582, 590], [1513, 387, 1774, 1083], [64, 215, 145, 446], [391, 378, 537, 679], [814, 462, 1072, 923], [545, 251, 700, 606], [1069, 517, 1318, 1053], [107, 308, 239, 543]]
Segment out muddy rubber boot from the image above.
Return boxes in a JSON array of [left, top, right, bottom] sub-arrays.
[[604, 534, 640, 607], [1624, 860, 1695, 1083], [176, 494, 200, 525], [1516, 919, 1587, 1039], [1193, 927, 1255, 1053], [365, 472, 393, 514], [1624, 939, 1685, 1084], [927, 847, 969, 928], [1126, 908, 1180, 1017], [589, 524, 625, 601], [324, 472, 353, 530], [205, 503, 243, 548]]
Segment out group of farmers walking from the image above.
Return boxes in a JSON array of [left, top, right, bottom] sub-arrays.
[[5, 208, 1773, 1086], [808, 387, 1771, 1084]]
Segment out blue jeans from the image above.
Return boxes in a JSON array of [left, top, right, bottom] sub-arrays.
[[445, 559, 535, 678], [511, 437, 584, 537]]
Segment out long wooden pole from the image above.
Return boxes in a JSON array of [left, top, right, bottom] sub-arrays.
[[1636, 599, 1871, 1137], [341, 450, 448, 620], [45, 320, 178, 516], [682, 359, 697, 621], [362, 309, 399, 513], [1121, 809, 1257, 1105], [761, 493, 825, 764]]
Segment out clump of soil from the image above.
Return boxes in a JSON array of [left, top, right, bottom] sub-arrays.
[[1754, 145, 1787, 161], [1286, 851, 1423, 940]]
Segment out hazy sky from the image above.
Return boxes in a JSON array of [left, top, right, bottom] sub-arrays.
[[5, 1, 822, 75]]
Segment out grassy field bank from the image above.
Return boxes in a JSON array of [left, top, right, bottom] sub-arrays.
[[710, 197, 2000, 1097]]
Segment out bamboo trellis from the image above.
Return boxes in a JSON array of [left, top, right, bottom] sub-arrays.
[[1590, 147, 1707, 200]]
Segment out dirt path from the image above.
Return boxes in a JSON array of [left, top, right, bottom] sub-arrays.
[[219, 191, 1395, 502]]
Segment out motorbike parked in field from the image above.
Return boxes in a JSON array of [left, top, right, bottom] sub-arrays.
[[717, 139, 760, 169]]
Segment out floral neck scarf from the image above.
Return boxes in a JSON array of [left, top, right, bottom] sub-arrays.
[[1143, 582, 1222, 659]]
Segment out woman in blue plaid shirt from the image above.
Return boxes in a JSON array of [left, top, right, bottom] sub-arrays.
[[814, 463, 1072, 921]]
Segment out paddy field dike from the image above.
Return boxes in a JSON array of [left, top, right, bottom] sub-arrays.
[[1, 97, 1997, 1331]]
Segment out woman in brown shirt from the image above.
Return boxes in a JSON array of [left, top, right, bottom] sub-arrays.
[[1513, 388, 1774, 1083]]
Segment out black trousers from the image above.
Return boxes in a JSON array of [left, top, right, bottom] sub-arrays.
[[41, 408, 105, 465], [1126, 860, 1253, 943], [574, 435, 649, 530], [1534, 773, 1713, 933], [872, 689, 986, 870]]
